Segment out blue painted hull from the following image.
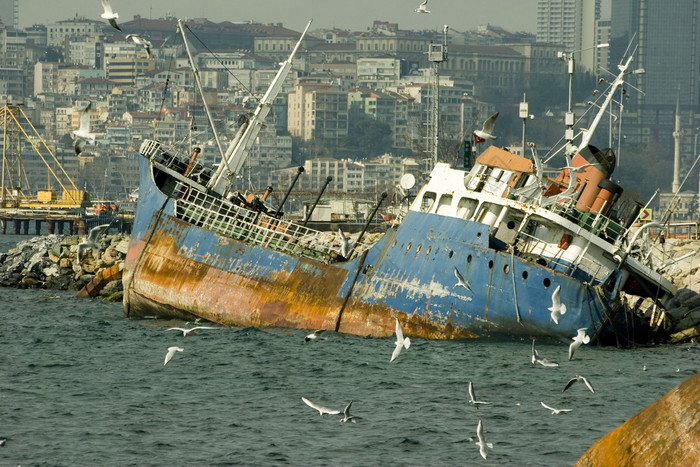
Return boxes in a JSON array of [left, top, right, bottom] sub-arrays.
[[123, 156, 639, 341]]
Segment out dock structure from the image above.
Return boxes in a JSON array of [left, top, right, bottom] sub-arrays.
[[0, 103, 109, 236], [0, 209, 86, 235]]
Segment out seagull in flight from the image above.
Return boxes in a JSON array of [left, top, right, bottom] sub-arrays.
[[100, 0, 121, 31], [563, 375, 595, 393], [540, 401, 573, 414], [568, 328, 590, 360], [475, 419, 493, 460], [454, 267, 472, 291], [531, 339, 559, 367], [468, 381, 491, 407], [126, 34, 153, 58], [390, 318, 411, 362], [473, 112, 499, 142], [338, 228, 350, 258], [339, 400, 356, 423], [163, 346, 183, 365], [415, 0, 430, 13], [302, 397, 340, 416], [77, 223, 110, 262], [548, 285, 567, 324], [304, 329, 326, 342], [73, 102, 96, 154], [167, 326, 216, 337]]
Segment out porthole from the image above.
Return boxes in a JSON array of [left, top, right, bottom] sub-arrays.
[[406, 242, 412, 252], [536, 258, 547, 267], [522, 271, 528, 280], [467, 254, 472, 263], [488, 260, 494, 269], [507, 220, 515, 229], [476, 232, 482, 238], [426, 246, 432, 255], [503, 264, 510, 274], [544, 278, 551, 288], [392, 239, 397, 247], [416, 244, 422, 254], [448, 250, 454, 258]]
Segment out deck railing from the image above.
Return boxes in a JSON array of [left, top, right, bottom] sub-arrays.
[[172, 181, 369, 263]]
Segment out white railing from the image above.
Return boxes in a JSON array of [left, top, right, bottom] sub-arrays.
[[172, 181, 371, 263]]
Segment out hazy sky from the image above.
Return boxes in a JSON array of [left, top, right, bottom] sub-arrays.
[[20, 0, 546, 33]]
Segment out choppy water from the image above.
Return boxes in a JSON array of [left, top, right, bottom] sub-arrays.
[[1, 234, 699, 466]]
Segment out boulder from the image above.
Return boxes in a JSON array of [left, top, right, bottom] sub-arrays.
[[576, 371, 700, 466]]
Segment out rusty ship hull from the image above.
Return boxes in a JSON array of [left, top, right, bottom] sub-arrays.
[[122, 152, 657, 341]]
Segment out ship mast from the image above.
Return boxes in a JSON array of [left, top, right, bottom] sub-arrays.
[[207, 20, 313, 197], [177, 19, 226, 163]]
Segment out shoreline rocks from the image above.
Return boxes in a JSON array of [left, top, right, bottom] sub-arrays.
[[0, 233, 127, 300]]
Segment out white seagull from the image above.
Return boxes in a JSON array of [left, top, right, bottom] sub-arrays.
[[304, 329, 326, 342], [163, 346, 183, 365], [338, 228, 350, 258], [531, 339, 559, 367], [100, 0, 121, 31], [540, 401, 573, 414], [339, 400, 356, 423], [415, 0, 430, 13], [167, 326, 216, 337], [475, 419, 493, 460], [77, 223, 110, 262], [73, 102, 96, 155], [126, 34, 152, 57], [390, 317, 411, 362], [563, 375, 595, 393], [568, 328, 590, 360], [301, 397, 340, 416], [468, 381, 491, 407], [473, 112, 499, 142], [454, 267, 472, 291], [548, 285, 567, 324]]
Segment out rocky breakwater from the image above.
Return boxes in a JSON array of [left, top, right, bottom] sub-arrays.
[[635, 238, 700, 344], [0, 233, 128, 301]]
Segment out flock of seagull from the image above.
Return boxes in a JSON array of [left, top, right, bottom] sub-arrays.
[[158, 289, 594, 460]]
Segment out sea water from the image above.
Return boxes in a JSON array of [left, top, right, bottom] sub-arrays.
[[1, 234, 698, 466]]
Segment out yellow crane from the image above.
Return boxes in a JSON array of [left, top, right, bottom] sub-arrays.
[[0, 104, 89, 209]]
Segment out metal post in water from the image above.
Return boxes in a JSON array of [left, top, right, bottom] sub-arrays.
[[303, 176, 332, 227], [351, 192, 388, 255], [276, 166, 304, 218]]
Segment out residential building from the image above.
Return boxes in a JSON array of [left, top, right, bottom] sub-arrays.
[[536, 0, 603, 72]]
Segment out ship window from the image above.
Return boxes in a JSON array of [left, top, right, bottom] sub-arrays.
[[416, 244, 422, 254], [507, 221, 515, 229], [406, 242, 412, 252], [426, 246, 432, 255], [543, 278, 551, 288], [436, 194, 453, 215], [488, 260, 494, 269], [392, 239, 397, 247], [467, 254, 472, 263], [448, 250, 454, 258], [504, 264, 510, 274], [522, 271, 528, 280], [420, 191, 436, 212], [456, 198, 477, 219]]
